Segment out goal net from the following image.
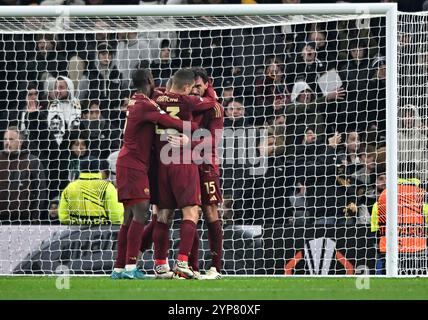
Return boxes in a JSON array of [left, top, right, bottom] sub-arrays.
[[0, 4, 422, 276]]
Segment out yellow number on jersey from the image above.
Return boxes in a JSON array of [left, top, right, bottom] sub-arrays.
[[204, 181, 216, 195], [156, 106, 180, 135]]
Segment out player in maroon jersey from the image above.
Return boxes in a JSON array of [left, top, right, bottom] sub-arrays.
[[152, 68, 217, 279], [169, 67, 224, 279], [111, 69, 197, 280], [191, 68, 224, 279]]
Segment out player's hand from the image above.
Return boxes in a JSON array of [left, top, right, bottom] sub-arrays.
[[167, 134, 190, 148]]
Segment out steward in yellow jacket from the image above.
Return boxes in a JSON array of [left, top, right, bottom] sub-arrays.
[[371, 178, 428, 254], [59, 159, 124, 225]]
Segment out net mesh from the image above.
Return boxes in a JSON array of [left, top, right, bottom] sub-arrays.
[[0, 9, 423, 276], [397, 12, 428, 275]]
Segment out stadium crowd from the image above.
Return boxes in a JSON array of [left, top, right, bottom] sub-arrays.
[[0, 0, 426, 233]]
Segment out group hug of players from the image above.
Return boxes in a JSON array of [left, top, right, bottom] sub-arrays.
[[111, 67, 224, 280]]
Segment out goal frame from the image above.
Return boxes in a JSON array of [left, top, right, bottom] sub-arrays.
[[0, 3, 399, 277]]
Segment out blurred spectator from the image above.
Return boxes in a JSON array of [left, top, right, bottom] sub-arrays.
[[150, 39, 181, 88], [273, 110, 286, 127], [287, 41, 326, 95], [307, 28, 327, 63], [375, 165, 387, 196], [318, 130, 364, 178], [338, 39, 370, 132], [311, 160, 359, 227], [0, 127, 48, 224], [221, 98, 254, 197], [9, 82, 51, 164], [286, 130, 342, 219], [58, 158, 124, 225], [219, 79, 240, 107], [285, 81, 344, 150], [253, 56, 290, 126], [48, 197, 60, 224], [66, 19, 117, 98], [342, 131, 363, 174], [233, 127, 292, 226], [397, 105, 428, 184], [229, 25, 278, 97], [43, 76, 81, 200], [65, 133, 91, 182], [26, 34, 68, 95], [354, 144, 378, 224], [88, 42, 122, 122], [290, 129, 340, 172], [355, 144, 377, 189], [288, 180, 306, 226], [364, 55, 386, 144], [47, 76, 81, 147], [223, 98, 248, 128], [80, 100, 121, 160], [114, 31, 151, 90]]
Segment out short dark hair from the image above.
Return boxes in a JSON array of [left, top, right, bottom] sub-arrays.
[[172, 68, 195, 90], [228, 97, 244, 106], [97, 42, 114, 55], [36, 33, 55, 42], [132, 68, 153, 91], [27, 81, 38, 92], [349, 39, 368, 50], [192, 67, 209, 84], [161, 39, 170, 49]]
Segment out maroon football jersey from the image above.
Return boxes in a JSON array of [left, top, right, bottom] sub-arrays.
[[117, 92, 194, 171], [117, 93, 162, 171], [153, 91, 215, 165], [193, 102, 224, 175]]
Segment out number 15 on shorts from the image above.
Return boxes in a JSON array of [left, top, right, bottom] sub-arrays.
[[204, 181, 216, 194]]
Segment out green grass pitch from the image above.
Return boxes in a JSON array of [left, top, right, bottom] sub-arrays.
[[1, 277, 428, 300]]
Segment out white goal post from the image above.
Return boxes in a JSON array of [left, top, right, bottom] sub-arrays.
[[0, 3, 407, 277]]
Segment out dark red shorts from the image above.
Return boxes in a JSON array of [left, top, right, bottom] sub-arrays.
[[199, 164, 222, 205], [116, 165, 151, 204], [157, 164, 201, 209]]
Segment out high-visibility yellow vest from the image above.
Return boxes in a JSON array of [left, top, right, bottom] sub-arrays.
[[371, 178, 428, 253], [59, 172, 124, 225]]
